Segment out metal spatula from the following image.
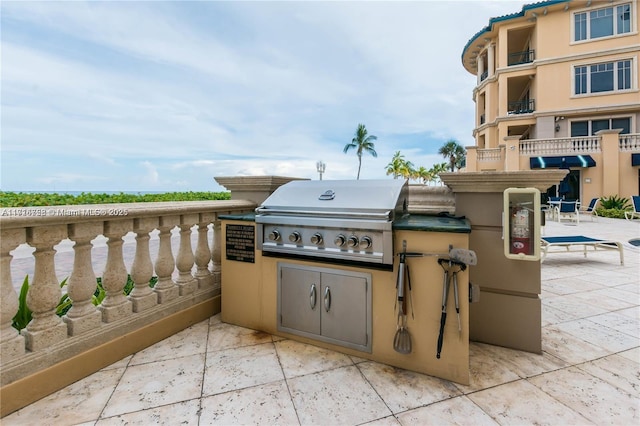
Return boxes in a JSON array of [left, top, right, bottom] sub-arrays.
[[393, 266, 412, 354], [393, 313, 412, 354]]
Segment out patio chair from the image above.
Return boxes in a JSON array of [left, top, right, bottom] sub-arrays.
[[579, 197, 599, 222], [556, 200, 579, 225], [625, 196, 640, 220], [547, 196, 563, 221]]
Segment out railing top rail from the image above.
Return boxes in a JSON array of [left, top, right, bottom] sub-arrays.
[[520, 135, 599, 143], [0, 199, 256, 229]]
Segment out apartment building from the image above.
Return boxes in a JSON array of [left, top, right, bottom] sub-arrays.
[[461, 0, 640, 201]]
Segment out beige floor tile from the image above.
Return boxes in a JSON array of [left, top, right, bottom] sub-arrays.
[[452, 343, 520, 393], [618, 306, 640, 319], [555, 318, 639, 353], [587, 310, 640, 338], [288, 365, 391, 425], [202, 342, 283, 396], [1, 367, 125, 426], [529, 366, 639, 425], [357, 361, 460, 413], [396, 395, 497, 426], [618, 347, 640, 363], [468, 379, 592, 425], [473, 342, 569, 378], [542, 302, 580, 326], [207, 322, 273, 352], [274, 339, 353, 379], [200, 380, 298, 425], [577, 353, 640, 397], [129, 320, 209, 365], [361, 416, 401, 425], [101, 354, 205, 418], [542, 325, 611, 364], [543, 296, 609, 320], [542, 276, 604, 295], [570, 290, 637, 312], [96, 399, 200, 425]]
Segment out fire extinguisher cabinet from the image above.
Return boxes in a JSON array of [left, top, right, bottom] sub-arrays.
[[503, 188, 541, 261]]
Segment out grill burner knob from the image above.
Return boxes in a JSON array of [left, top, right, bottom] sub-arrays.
[[289, 231, 301, 243], [334, 234, 346, 247], [268, 230, 281, 242], [310, 233, 323, 245], [359, 236, 372, 249], [347, 235, 359, 248]]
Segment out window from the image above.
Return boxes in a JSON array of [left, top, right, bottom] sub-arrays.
[[574, 3, 632, 41], [574, 60, 632, 95], [570, 118, 631, 136]]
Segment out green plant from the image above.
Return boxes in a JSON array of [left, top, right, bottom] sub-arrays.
[[599, 195, 630, 210], [595, 195, 631, 219], [12, 274, 158, 331], [11, 276, 32, 331]]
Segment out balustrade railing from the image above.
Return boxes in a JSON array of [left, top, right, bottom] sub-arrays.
[[0, 200, 254, 387], [477, 147, 503, 162], [619, 133, 640, 151], [519, 136, 600, 156]]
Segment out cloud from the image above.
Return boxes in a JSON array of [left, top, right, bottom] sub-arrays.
[[1, 0, 531, 192]]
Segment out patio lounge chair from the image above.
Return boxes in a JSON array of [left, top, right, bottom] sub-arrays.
[[625, 196, 640, 220], [579, 198, 599, 221], [556, 200, 579, 225], [541, 235, 624, 265]]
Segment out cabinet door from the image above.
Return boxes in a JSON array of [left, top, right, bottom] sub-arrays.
[[280, 267, 321, 335], [321, 272, 368, 347]]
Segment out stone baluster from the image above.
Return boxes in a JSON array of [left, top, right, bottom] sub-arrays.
[[211, 219, 222, 290], [23, 225, 68, 352], [63, 222, 103, 335], [194, 213, 214, 288], [1, 228, 27, 359], [99, 220, 133, 322], [154, 216, 180, 303], [129, 218, 158, 312], [175, 214, 198, 296]]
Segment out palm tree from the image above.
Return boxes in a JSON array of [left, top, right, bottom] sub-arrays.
[[344, 124, 378, 180], [385, 151, 413, 180], [438, 139, 466, 172], [429, 163, 449, 185]]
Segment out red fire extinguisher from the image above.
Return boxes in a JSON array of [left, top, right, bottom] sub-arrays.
[[510, 206, 531, 255]]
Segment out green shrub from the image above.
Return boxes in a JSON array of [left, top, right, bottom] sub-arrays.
[[13, 274, 157, 331], [0, 191, 230, 207], [599, 195, 630, 210]]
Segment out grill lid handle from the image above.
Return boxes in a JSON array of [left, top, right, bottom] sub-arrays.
[[319, 190, 335, 201]]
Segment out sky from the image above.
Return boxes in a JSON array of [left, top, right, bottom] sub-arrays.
[[1, 0, 530, 193]]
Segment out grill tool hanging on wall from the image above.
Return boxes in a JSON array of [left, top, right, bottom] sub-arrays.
[[436, 258, 467, 359], [393, 241, 477, 356]]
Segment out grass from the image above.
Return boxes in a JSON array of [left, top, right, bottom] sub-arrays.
[[0, 191, 230, 207]]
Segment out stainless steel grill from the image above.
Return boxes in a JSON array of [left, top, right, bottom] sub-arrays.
[[256, 179, 408, 266]]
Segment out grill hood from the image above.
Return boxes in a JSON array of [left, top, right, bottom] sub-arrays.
[[256, 179, 409, 221]]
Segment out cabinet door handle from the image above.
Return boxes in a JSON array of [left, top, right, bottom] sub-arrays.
[[310, 283, 317, 309], [324, 286, 331, 312]]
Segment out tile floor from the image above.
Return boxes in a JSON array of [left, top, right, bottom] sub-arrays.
[[3, 217, 639, 425]]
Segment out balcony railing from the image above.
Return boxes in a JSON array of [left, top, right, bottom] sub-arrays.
[[480, 113, 486, 125], [508, 49, 535, 66], [480, 70, 488, 82], [519, 136, 600, 155], [477, 147, 503, 162], [507, 99, 535, 115], [0, 200, 255, 394], [619, 133, 640, 151]]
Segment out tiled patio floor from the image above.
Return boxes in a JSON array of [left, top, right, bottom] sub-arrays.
[[3, 217, 639, 425]]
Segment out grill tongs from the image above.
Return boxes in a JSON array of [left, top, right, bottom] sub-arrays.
[[393, 240, 415, 354], [436, 258, 467, 359]]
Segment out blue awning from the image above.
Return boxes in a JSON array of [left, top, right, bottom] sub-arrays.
[[530, 155, 596, 169], [632, 153, 640, 167]]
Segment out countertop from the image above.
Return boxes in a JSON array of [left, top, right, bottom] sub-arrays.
[[220, 213, 471, 234]]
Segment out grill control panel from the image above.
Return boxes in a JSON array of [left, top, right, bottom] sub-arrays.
[[258, 224, 392, 265]]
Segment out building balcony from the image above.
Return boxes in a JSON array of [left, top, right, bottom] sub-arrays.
[[1, 177, 639, 423], [507, 49, 535, 66], [507, 99, 535, 115]]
